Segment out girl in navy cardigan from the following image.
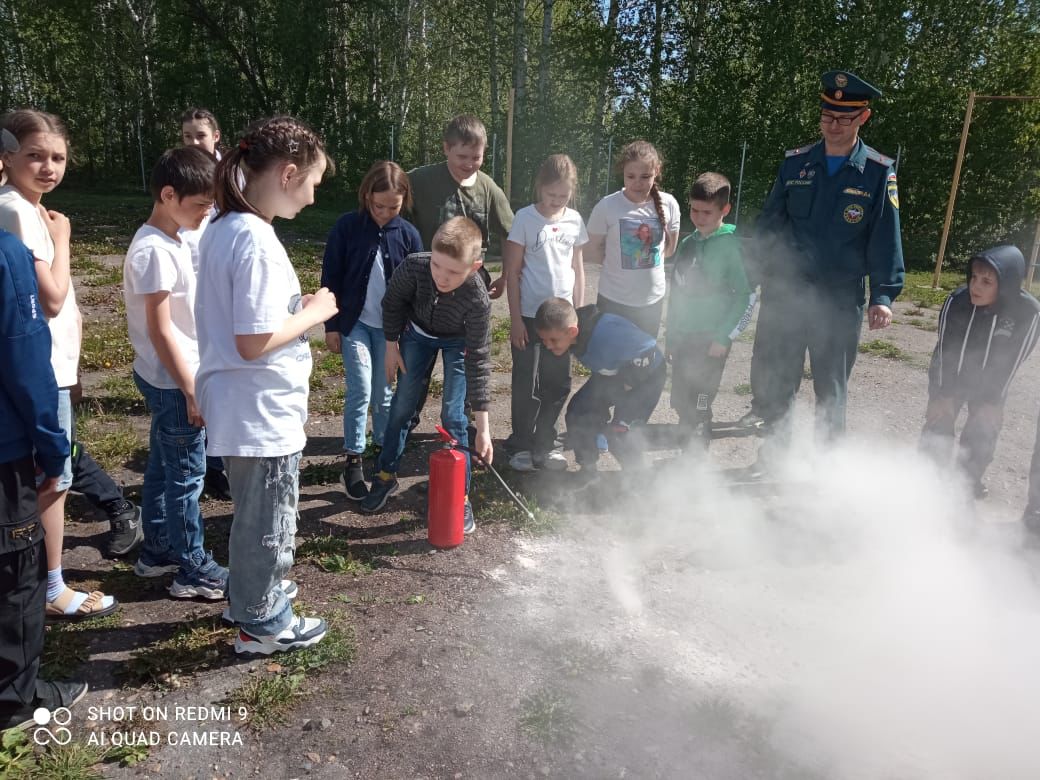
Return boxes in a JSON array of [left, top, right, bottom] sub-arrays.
[[321, 162, 423, 499]]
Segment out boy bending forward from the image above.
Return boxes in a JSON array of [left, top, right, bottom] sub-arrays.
[[536, 298, 665, 471], [361, 217, 493, 532]]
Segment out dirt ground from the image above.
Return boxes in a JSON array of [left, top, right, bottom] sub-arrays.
[[49, 257, 1040, 780]]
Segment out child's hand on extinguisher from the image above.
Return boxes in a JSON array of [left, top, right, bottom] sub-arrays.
[[473, 411, 494, 464]]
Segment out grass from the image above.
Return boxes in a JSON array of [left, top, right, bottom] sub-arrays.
[[309, 341, 342, 392], [552, 639, 613, 679], [226, 611, 356, 729], [122, 617, 234, 689], [858, 339, 912, 361], [296, 533, 375, 574], [310, 384, 345, 417], [79, 319, 134, 371], [903, 269, 962, 309], [74, 409, 144, 472], [490, 316, 511, 345], [469, 469, 560, 535], [39, 614, 121, 678], [572, 361, 591, 377], [299, 460, 341, 486], [34, 743, 108, 780], [0, 729, 37, 779], [733, 382, 752, 395], [518, 688, 577, 745]]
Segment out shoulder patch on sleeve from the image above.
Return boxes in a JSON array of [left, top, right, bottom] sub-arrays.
[[784, 143, 814, 158], [886, 172, 899, 209]]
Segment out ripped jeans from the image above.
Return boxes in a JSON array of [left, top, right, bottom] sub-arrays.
[[223, 453, 300, 636]]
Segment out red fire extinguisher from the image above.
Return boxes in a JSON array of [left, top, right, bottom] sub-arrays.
[[428, 426, 466, 548]]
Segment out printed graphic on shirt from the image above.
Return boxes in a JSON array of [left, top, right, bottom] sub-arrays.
[[619, 217, 662, 270], [534, 224, 578, 252], [437, 194, 489, 248]]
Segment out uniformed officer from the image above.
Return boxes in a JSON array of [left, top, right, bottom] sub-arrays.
[[739, 70, 904, 453]]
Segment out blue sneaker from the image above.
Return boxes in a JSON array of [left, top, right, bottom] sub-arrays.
[[360, 473, 399, 513], [169, 557, 228, 600]]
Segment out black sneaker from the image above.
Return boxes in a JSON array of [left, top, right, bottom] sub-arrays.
[[105, 501, 143, 558], [973, 479, 989, 500], [204, 468, 233, 501], [341, 456, 368, 501], [360, 475, 399, 513], [0, 679, 88, 731], [737, 411, 769, 430], [463, 500, 476, 535]]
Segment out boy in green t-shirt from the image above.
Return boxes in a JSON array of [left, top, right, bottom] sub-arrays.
[[407, 114, 512, 297], [666, 172, 755, 453], [404, 115, 513, 430]]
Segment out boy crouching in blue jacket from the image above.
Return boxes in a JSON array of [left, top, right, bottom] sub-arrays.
[[535, 297, 665, 471]]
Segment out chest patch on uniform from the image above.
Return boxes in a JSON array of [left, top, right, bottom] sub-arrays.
[[843, 204, 865, 223], [786, 179, 813, 186], [842, 187, 871, 198], [887, 173, 899, 209]]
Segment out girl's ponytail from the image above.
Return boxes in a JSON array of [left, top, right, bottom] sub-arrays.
[[617, 140, 668, 243], [214, 116, 334, 220]]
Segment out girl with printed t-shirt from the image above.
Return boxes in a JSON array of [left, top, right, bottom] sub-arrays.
[[195, 116, 339, 656], [504, 154, 588, 472], [586, 140, 680, 337]]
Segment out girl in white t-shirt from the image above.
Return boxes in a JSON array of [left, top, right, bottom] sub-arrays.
[[0, 110, 117, 621], [503, 154, 588, 472], [586, 140, 680, 337], [195, 116, 338, 656]]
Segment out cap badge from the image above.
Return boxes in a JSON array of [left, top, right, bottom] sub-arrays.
[[835, 73, 848, 87], [834, 89, 843, 100]]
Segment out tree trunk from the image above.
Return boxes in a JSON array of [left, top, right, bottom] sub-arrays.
[[588, 0, 621, 206], [649, 0, 664, 128], [538, 0, 554, 128], [487, 0, 500, 148]]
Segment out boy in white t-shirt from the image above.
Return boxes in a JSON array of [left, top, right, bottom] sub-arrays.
[[124, 147, 228, 600], [503, 154, 588, 471]]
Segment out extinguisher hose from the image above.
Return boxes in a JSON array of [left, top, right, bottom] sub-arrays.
[[457, 445, 536, 521]]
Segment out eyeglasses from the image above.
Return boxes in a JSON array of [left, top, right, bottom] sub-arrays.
[[820, 111, 864, 126]]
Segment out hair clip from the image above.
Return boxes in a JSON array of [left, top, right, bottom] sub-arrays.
[[287, 139, 299, 155], [239, 139, 249, 151], [1, 129, 20, 154]]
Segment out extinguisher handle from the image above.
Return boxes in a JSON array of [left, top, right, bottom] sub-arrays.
[[435, 425, 457, 445]]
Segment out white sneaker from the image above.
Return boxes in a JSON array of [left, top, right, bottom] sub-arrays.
[[234, 615, 327, 655], [222, 580, 298, 625], [534, 451, 568, 471], [509, 451, 536, 472]]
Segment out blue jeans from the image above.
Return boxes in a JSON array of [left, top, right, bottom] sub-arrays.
[[377, 328, 471, 491], [223, 453, 300, 636], [54, 388, 74, 492], [341, 320, 392, 454], [133, 372, 207, 573]]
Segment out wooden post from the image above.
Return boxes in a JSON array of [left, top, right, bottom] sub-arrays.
[[504, 88, 515, 199], [932, 91, 976, 288], [1027, 219, 1040, 291]]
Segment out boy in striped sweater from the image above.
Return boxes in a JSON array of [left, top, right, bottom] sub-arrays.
[[360, 217, 493, 533]]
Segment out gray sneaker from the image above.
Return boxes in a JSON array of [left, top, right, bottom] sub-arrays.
[[106, 502, 144, 558], [234, 615, 327, 655], [463, 500, 476, 535]]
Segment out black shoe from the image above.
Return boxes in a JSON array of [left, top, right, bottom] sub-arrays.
[[105, 501, 143, 558], [340, 456, 368, 501], [360, 475, 399, 513], [463, 500, 476, 535], [204, 468, 233, 501], [737, 411, 769, 430], [0, 679, 88, 731]]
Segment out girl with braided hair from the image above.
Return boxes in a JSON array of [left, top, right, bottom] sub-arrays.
[[585, 140, 680, 337], [195, 116, 339, 655]]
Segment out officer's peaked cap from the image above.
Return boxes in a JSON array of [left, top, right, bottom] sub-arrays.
[[820, 71, 882, 113]]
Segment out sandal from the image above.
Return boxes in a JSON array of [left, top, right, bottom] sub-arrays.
[[46, 587, 119, 622]]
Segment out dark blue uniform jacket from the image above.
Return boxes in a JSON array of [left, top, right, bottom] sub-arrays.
[[757, 139, 904, 308], [0, 229, 68, 476]]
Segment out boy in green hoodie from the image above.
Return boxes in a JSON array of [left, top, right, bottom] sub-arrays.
[[666, 173, 755, 452]]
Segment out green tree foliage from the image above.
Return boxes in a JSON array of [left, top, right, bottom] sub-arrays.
[[0, 0, 1037, 269]]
